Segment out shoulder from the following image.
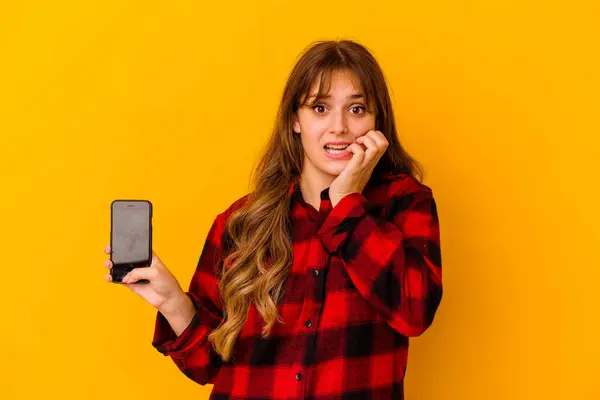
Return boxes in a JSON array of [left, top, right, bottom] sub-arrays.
[[375, 172, 434, 199], [375, 172, 438, 224], [213, 193, 251, 226], [206, 193, 251, 252], [222, 193, 251, 217]]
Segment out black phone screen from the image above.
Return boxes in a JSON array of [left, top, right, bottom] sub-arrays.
[[110, 200, 152, 283]]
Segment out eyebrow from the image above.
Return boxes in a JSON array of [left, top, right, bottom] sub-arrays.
[[307, 93, 364, 101]]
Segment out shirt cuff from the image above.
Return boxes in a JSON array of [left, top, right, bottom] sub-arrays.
[[317, 192, 371, 254], [151, 292, 212, 359]]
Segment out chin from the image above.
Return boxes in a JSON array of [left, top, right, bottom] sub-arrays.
[[322, 162, 347, 176]]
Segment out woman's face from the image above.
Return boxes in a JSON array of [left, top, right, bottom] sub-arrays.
[[293, 69, 376, 177]]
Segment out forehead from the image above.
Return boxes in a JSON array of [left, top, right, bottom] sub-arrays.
[[308, 69, 364, 96]]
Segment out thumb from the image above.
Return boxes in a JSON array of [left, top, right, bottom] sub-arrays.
[[123, 266, 157, 283]]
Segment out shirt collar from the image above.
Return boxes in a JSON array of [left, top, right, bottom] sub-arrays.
[[288, 175, 330, 205]]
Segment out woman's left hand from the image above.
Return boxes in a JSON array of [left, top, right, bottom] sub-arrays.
[[329, 129, 389, 207]]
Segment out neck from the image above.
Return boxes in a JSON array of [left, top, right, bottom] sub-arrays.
[[299, 163, 336, 211]]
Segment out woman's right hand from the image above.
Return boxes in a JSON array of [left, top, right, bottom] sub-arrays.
[[103, 245, 187, 315]]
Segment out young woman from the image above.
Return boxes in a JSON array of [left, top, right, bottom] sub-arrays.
[[103, 39, 443, 399]]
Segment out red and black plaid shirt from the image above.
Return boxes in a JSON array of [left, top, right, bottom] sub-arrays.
[[152, 171, 443, 399]]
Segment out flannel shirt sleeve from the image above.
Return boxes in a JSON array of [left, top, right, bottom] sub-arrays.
[[317, 183, 443, 337], [151, 213, 226, 385]]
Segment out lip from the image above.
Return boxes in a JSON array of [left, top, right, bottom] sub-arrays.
[[323, 141, 352, 147]]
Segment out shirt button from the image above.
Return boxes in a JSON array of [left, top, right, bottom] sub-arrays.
[[296, 372, 302, 380], [304, 319, 312, 328], [312, 269, 319, 276]]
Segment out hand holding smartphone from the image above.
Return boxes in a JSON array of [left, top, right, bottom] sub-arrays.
[[103, 200, 192, 321], [109, 200, 153, 284]]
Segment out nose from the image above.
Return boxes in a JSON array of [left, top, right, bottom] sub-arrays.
[[329, 110, 348, 135]]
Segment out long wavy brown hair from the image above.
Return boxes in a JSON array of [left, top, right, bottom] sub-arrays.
[[207, 39, 423, 362]]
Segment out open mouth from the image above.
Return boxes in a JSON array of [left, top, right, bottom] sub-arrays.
[[324, 144, 350, 154]]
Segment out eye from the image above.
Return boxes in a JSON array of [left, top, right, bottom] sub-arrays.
[[350, 106, 366, 115], [312, 104, 327, 114]]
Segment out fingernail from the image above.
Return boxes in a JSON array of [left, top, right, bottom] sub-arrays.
[[122, 276, 129, 283]]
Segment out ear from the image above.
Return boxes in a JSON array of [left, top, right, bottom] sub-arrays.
[[292, 112, 301, 134]]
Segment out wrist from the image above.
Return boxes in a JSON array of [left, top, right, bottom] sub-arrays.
[[330, 193, 344, 207], [159, 292, 197, 337], [330, 192, 350, 208], [159, 290, 191, 318]]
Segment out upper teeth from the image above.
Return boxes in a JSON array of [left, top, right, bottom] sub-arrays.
[[326, 144, 349, 149]]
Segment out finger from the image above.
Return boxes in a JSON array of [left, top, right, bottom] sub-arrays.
[[104, 244, 111, 254], [366, 130, 389, 150], [345, 142, 366, 171], [123, 266, 157, 284], [359, 135, 379, 164], [364, 131, 388, 164], [356, 135, 378, 167], [360, 129, 377, 140], [354, 135, 368, 151], [104, 273, 113, 283], [103, 259, 113, 270]]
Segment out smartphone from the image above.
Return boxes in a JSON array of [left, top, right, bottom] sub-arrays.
[[110, 200, 152, 284]]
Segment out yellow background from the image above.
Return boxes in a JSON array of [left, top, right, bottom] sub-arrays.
[[1, 0, 598, 399]]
